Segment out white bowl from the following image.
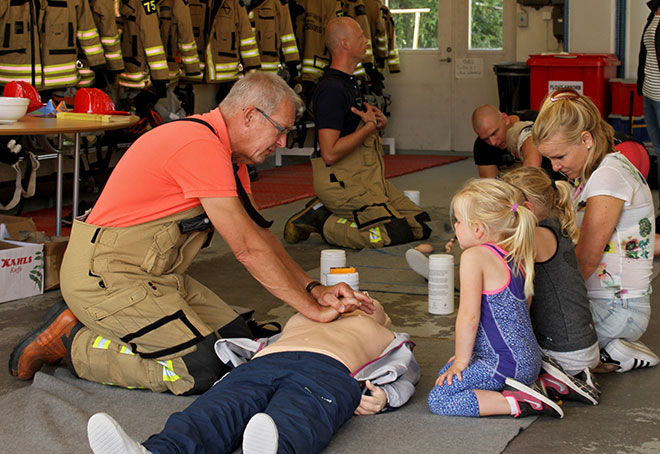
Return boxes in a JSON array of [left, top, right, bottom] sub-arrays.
[[0, 96, 29, 124]]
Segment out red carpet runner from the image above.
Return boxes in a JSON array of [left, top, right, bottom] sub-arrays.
[[24, 154, 466, 236]]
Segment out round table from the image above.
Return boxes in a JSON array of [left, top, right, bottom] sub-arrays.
[[0, 114, 139, 235]]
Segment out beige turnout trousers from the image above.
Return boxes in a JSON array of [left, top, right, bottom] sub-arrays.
[[60, 207, 245, 395], [312, 129, 430, 249]]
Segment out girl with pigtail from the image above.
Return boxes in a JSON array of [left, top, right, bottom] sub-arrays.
[[502, 166, 601, 407], [428, 178, 563, 420]]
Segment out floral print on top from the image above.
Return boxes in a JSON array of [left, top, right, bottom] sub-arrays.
[[573, 152, 655, 299]]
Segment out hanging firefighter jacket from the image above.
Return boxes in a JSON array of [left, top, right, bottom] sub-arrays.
[[158, 0, 202, 83], [379, 1, 399, 73], [244, 0, 299, 74], [117, 0, 169, 89], [78, 0, 125, 87], [340, 0, 372, 77], [0, 0, 106, 90], [362, 0, 386, 64], [205, 0, 261, 83], [184, 0, 213, 80], [294, 0, 342, 83]]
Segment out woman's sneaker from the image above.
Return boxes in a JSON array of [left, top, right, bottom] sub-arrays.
[[601, 339, 660, 373], [243, 413, 278, 454], [535, 356, 600, 405], [502, 377, 564, 419]]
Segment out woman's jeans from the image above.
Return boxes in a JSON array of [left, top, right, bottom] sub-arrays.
[[589, 296, 651, 349]]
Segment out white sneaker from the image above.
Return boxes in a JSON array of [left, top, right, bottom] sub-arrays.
[[602, 339, 660, 373], [87, 413, 152, 454], [405, 248, 429, 280], [242, 413, 279, 454]]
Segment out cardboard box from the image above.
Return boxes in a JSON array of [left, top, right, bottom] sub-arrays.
[[24, 232, 69, 291], [0, 215, 37, 241], [0, 239, 44, 303]]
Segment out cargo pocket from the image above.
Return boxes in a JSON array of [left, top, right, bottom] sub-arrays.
[[140, 222, 182, 276], [86, 283, 207, 359]]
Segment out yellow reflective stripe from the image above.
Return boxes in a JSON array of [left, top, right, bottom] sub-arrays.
[[350, 222, 357, 228], [369, 227, 382, 243], [144, 46, 166, 56], [179, 41, 197, 51], [158, 360, 182, 382], [337, 217, 347, 224], [241, 48, 260, 58], [82, 44, 104, 55], [77, 29, 100, 39], [105, 52, 123, 60], [0, 63, 43, 71], [260, 62, 279, 69], [119, 345, 134, 355], [281, 46, 297, 55], [101, 35, 120, 45], [43, 64, 77, 74], [0, 75, 42, 84], [120, 71, 146, 80], [93, 336, 111, 349], [182, 55, 199, 63], [149, 60, 168, 70], [240, 37, 257, 46], [281, 34, 295, 42]]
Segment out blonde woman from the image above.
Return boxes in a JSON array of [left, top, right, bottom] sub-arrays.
[[533, 89, 659, 373]]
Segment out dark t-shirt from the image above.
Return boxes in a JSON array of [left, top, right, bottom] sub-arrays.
[[312, 68, 364, 137]]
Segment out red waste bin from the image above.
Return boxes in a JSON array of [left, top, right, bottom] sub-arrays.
[[526, 53, 621, 118]]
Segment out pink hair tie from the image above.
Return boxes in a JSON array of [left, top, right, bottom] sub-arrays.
[[511, 203, 518, 213]]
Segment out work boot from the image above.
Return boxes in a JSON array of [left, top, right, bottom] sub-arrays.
[[283, 198, 330, 243], [8, 299, 79, 380]]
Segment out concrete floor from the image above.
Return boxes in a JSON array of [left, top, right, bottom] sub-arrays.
[[1, 157, 659, 453]]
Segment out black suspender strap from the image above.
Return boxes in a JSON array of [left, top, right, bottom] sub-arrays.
[[176, 118, 273, 228]]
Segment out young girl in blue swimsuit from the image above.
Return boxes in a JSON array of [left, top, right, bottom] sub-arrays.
[[428, 178, 562, 419]]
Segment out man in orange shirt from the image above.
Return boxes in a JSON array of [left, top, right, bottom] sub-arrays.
[[9, 72, 374, 395]]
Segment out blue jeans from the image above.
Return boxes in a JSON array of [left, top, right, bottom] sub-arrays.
[[143, 352, 362, 454], [643, 96, 660, 192], [589, 296, 651, 349]]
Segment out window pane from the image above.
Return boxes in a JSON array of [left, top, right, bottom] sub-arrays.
[[470, 0, 503, 50], [389, 0, 438, 49]]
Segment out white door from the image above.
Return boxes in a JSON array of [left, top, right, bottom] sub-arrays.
[[386, 0, 517, 152]]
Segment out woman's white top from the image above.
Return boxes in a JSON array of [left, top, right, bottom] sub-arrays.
[[574, 152, 655, 299]]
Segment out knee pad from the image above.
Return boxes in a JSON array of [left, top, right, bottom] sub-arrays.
[[384, 218, 415, 246], [415, 211, 432, 239]]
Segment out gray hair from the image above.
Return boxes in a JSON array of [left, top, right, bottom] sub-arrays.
[[220, 72, 304, 119]]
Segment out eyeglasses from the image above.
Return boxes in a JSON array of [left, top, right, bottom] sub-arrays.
[[550, 89, 580, 102], [255, 107, 291, 135]]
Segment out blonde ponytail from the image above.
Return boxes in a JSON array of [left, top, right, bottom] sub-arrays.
[[501, 166, 579, 245], [451, 179, 537, 298]]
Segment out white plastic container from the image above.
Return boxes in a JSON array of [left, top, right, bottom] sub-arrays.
[[326, 269, 359, 291], [320, 249, 346, 285], [428, 254, 454, 315]]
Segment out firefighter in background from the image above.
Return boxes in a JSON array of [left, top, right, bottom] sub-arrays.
[[244, 0, 300, 85], [284, 17, 431, 249], [158, 0, 202, 84], [0, 0, 106, 89], [78, 0, 124, 89]]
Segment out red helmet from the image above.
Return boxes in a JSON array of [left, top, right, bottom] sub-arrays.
[[73, 88, 129, 115], [3, 81, 44, 113]]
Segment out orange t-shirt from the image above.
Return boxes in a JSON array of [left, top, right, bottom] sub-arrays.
[[86, 108, 251, 227]]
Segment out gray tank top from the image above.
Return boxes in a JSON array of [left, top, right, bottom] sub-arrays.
[[531, 218, 598, 352]]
